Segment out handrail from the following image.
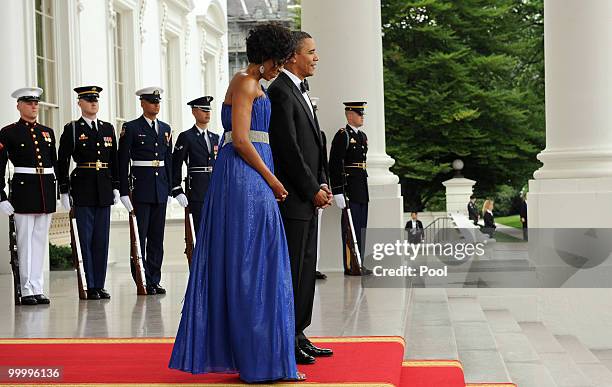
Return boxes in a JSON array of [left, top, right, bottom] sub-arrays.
[[422, 216, 453, 244]]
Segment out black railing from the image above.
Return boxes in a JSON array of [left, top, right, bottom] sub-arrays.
[[422, 216, 453, 244]]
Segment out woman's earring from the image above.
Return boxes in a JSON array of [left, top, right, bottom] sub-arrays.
[[259, 65, 265, 74]]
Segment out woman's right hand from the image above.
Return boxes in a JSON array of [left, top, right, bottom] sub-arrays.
[[268, 176, 288, 202]]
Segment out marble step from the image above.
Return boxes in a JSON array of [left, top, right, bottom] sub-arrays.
[[505, 362, 558, 387], [448, 296, 512, 383], [519, 321, 567, 354], [404, 289, 458, 360], [555, 335, 601, 364], [593, 350, 612, 374], [540, 352, 594, 387]]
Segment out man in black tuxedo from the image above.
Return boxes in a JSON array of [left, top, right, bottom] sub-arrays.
[[268, 31, 333, 365], [405, 211, 424, 244]]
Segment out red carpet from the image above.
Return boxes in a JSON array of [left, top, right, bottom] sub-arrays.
[[0, 336, 404, 386]]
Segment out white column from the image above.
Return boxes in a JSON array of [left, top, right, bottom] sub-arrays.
[[0, 1, 29, 274], [529, 0, 612, 227], [302, 0, 402, 272], [443, 177, 476, 215]]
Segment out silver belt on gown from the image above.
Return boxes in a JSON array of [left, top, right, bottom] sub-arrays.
[[223, 130, 269, 145]]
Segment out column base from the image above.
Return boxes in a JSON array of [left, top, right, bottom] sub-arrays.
[[528, 176, 612, 227]]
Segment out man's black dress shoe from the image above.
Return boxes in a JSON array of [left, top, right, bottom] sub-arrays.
[[146, 285, 157, 295], [20, 295, 37, 305], [315, 271, 327, 280], [300, 340, 333, 357], [295, 347, 316, 364], [87, 289, 101, 300], [34, 294, 50, 304], [153, 284, 166, 294], [97, 288, 111, 299]]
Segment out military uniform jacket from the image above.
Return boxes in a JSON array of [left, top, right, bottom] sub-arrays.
[[329, 125, 369, 204], [0, 119, 57, 213], [57, 118, 119, 207], [118, 116, 173, 204], [171, 126, 219, 203]]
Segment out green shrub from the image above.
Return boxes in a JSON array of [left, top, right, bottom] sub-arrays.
[[49, 243, 73, 271]]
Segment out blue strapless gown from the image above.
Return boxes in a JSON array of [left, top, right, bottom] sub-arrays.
[[169, 95, 298, 382]]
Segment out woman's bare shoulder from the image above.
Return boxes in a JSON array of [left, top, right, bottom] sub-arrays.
[[225, 73, 260, 104]]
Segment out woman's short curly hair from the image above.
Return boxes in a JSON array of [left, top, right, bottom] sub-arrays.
[[246, 23, 295, 65]]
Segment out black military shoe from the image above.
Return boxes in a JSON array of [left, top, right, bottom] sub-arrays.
[[146, 285, 157, 295], [153, 285, 166, 294], [97, 289, 111, 299], [315, 271, 327, 280], [295, 346, 316, 365], [300, 340, 333, 357], [360, 266, 373, 276], [87, 289, 101, 300], [33, 294, 50, 304], [20, 295, 37, 305]]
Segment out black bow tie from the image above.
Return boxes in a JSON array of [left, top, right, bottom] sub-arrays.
[[299, 79, 309, 93]]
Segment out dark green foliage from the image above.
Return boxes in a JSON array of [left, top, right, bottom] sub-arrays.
[[49, 243, 73, 271], [382, 0, 544, 211]]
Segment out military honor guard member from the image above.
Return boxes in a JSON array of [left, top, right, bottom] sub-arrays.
[[118, 87, 173, 295], [0, 87, 57, 305], [329, 101, 372, 275], [57, 86, 119, 300], [171, 96, 219, 233]]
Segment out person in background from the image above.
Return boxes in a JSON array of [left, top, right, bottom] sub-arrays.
[[482, 199, 496, 238], [467, 195, 479, 226], [404, 211, 424, 244], [520, 194, 528, 241]]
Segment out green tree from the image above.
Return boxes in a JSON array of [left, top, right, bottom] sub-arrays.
[[382, 0, 544, 211]]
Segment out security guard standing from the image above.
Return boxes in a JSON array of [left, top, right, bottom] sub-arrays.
[[329, 101, 372, 275], [57, 86, 119, 300], [171, 96, 219, 233], [118, 87, 173, 295], [0, 87, 57, 305]]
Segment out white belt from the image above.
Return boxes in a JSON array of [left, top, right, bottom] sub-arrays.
[[14, 167, 54, 175], [189, 166, 213, 173], [223, 131, 269, 145], [132, 160, 165, 167]]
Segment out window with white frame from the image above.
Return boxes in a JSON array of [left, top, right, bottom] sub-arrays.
[[35, 0, 59, 128], [163, 35, 181, 130], [112, 12, 127, 130]]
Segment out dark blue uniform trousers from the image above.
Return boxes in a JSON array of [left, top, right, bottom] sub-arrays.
[[191, 201, 203, 235], [341, 201, 369, 266], [74, 206, 111, 289], [133, 201, 167, 286]]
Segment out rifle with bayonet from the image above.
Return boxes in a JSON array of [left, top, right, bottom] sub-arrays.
[[69, 207, 88, 299], [184, 176, 196, 268], [341, 194, 362, 276], [128, 174, 147, 295], [8, 178, 21, 305]]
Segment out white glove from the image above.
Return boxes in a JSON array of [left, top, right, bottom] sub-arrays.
[[334, 194, 346, 209], [175, 193, 189, 208], [113, 189, 120, 205], [120, 195, 134, 212], [167, 196, 173, 204], [0, 200, 15, 216], [60, 193, 71, 210]]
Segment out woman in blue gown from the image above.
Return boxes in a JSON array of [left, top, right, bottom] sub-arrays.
[[169, 24, 305, 383]]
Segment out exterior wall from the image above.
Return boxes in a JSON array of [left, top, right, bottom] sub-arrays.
[[0, 0, 229, 274]]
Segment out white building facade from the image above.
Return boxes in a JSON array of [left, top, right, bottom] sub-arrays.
[[0, 0, 229, 274]]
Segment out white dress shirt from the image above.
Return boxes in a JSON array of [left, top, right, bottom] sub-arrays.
[[82, 116, 97, 130], [143, 116, 159, 134], [195, 124, 211, 152], [282, 69, 314, 117]]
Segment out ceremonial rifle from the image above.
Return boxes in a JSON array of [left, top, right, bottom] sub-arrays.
[[8, 178, 21, 305], [128, 173, 147, 295], [184, 176, 196, 267], [69, 208, 88, 299], [341, 194, 362, 276]]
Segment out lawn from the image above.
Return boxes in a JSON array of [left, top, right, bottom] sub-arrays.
[[495, 214, 522, 229]]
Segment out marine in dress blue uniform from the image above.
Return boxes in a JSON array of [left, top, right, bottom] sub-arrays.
[[0, 87, 57, 305], [57, 86, 119, 300], [328, 102, 371, 275], [171, 96, 219, 234], [118, 87, 173, 295]]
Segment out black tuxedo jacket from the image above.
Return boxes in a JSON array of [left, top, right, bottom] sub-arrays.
[[268, 72, 328, 220]]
